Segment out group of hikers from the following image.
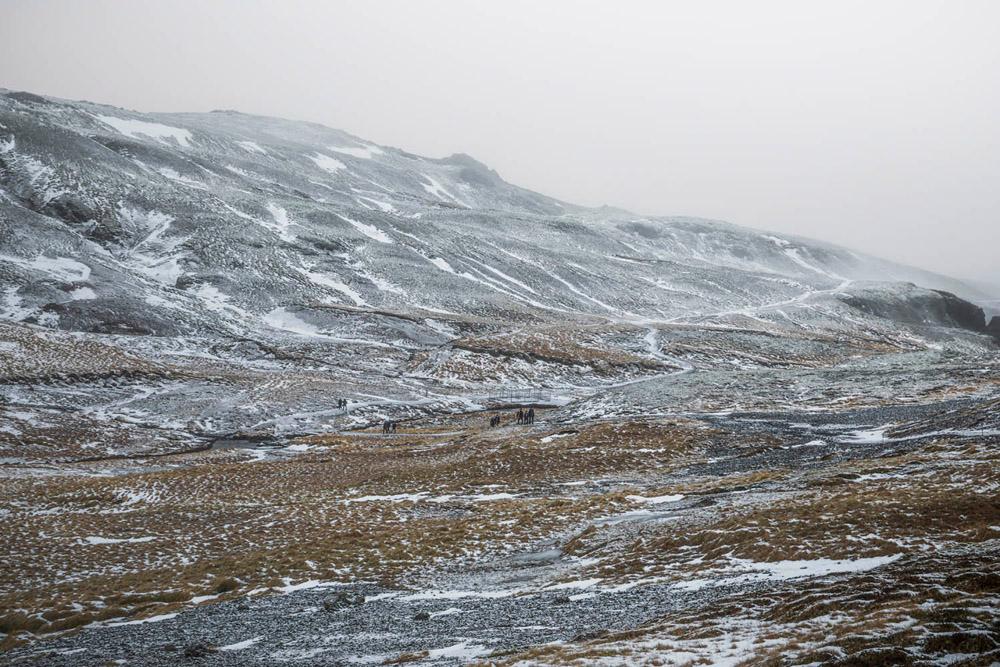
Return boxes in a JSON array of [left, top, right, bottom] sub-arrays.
[[373, 404, 535, 434], [488, 407, 535, 428], [336, 398, 349, 409]]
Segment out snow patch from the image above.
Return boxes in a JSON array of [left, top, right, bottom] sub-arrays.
[[626, 493, 684, 504], [426, 641, 491, 661], [309, 152, 347, 174], [545, 578, 602, 591], [194, 284, 238, 315], [95, 115, 193, 148], [676, 554, 903, 591], [81, 535, 157, 545], [264, 307, 321, 337], [421, 174, 465, 206], [730, 554, 903, 580], [336, 214, 393, 244], [218, 636, 263, 651], [265, 202, 296, 241], [106, 612, 178, 627], [426, 256, 455, 273], [354, 196, 396, 213], [67, 286, 97, 301], [299, 269, 368, 306], [140, 257, 184, 286], [0, 254, 91, 281]]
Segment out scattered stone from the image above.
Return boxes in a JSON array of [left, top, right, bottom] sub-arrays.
[[323, 591, 365, 612]]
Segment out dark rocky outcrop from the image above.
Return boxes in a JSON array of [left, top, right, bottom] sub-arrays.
[[932, 290, 988, 332], [183, 642, 217, 658], [988, 316, 1000, 341], [40, 193, 100, 227], [619, 221, 663, 239], [841, 287, 988, 335], [3, 91, 53, 106], [33, 299, 190, 336]]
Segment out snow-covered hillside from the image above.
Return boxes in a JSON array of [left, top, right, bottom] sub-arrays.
[[1, 89, 993, 344]]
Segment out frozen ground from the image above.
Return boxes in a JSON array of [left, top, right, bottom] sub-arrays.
[[3, 381, 999, 664], [2, 89, 999, 664]]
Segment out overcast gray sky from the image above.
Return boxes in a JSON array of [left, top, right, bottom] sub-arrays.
[[1, 0, 997, 284]]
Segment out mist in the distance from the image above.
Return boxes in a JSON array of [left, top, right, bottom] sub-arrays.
[[1, 0, 996, 284]]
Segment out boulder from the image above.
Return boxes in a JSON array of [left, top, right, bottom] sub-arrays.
[[183, 642, 217, 658], [323, 590, 365, 612]]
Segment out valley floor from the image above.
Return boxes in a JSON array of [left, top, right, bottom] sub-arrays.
[[1, 319, 999, 665], [2, 394, 999, 665]]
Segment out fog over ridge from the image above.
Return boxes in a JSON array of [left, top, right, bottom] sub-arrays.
[[1, 0, 997, 285]]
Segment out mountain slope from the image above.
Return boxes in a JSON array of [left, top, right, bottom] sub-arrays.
[[1, 89, 991, 346]]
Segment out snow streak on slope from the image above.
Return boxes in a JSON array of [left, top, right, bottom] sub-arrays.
[[0, 89, 990, 345]]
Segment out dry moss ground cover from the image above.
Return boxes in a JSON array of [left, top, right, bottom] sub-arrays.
[[488, 437, 1000, 666], [0, 416, 716, 650], [493, 546, 1000, 666], [454, 327, 669, 374], [0, 403, 203, 463], [0, 323, 165, 383], [558, 438, 999, 589]]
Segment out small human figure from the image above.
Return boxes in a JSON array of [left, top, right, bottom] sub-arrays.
[[528, 408, 535, 424]]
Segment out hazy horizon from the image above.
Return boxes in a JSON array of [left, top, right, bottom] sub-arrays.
[[1, 0, 997, 285]]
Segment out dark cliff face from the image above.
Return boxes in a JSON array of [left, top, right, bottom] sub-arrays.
[[931, 290, 988, 332], [840, 288, 988, 335], [988, 316, 1000, 341]]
